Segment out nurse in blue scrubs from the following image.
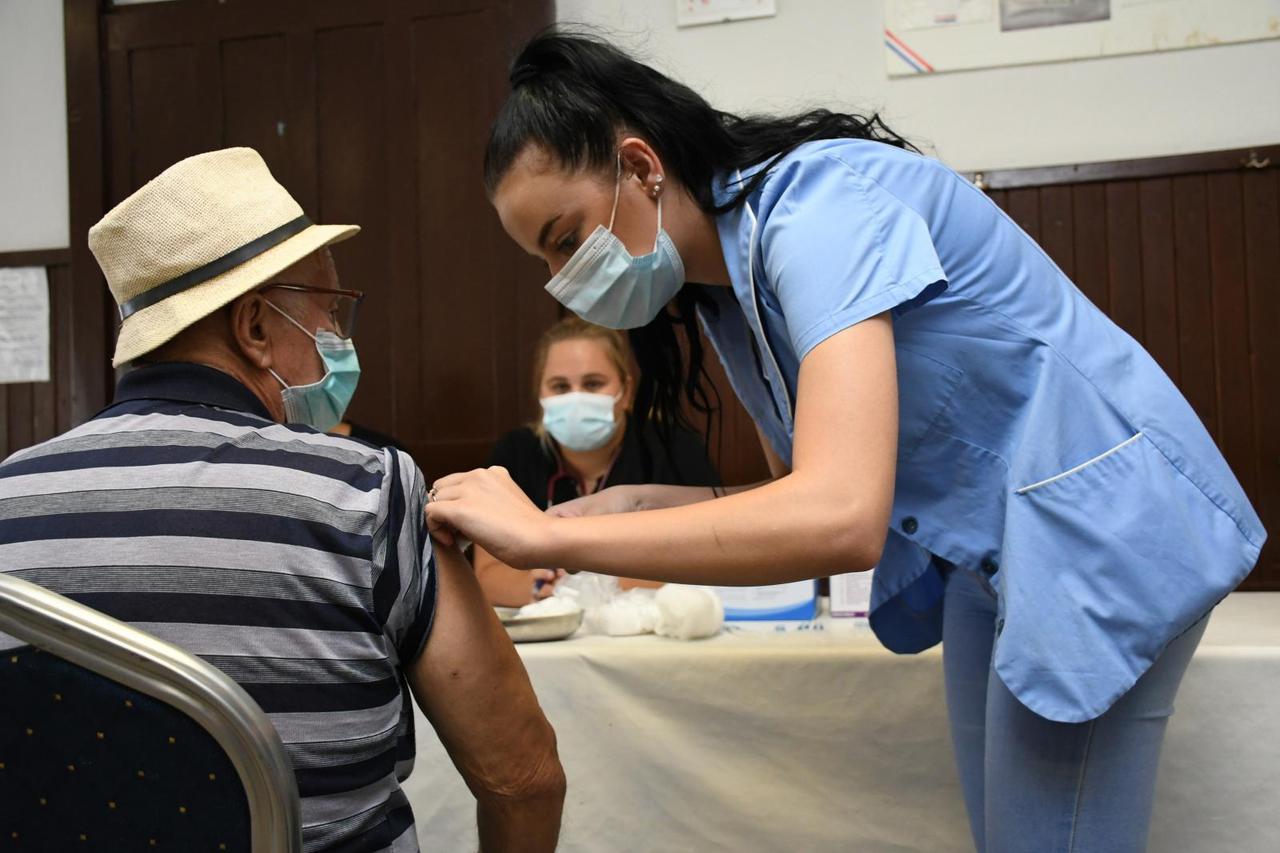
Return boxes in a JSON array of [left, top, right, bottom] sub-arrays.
[[427, 31, 1267, 852]]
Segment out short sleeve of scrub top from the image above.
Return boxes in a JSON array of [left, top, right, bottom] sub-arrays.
[[756, 153, 949, 361]]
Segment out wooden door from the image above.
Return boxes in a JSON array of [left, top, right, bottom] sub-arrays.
[[101, 0, 555, 480]]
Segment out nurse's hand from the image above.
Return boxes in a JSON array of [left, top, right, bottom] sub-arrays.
[[546, 485, 645, 519], [426, 467, 553, 569]]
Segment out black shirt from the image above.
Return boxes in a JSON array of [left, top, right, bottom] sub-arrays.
[[343, 421, 407, 452], [488, 417, 721, 510]]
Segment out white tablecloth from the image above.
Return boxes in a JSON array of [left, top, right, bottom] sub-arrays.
[[404, 593, 1280, 852]]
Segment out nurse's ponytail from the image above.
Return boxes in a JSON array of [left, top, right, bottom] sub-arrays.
[[484, 28, 914, 469]]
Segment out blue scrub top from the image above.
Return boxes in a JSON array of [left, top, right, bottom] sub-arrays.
[[701, 139, 1266, 723]]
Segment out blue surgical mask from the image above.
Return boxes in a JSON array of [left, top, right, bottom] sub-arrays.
[[544, 156, 686, 330], [541, 391, 622, 452], [266, 301, 361, 432]]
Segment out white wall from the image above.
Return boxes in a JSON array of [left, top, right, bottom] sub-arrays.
[[555, 0, 1280, 172], [0, 0, 69, 252]]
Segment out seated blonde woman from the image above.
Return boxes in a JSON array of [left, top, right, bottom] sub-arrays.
[[475, 317, 720, 606]]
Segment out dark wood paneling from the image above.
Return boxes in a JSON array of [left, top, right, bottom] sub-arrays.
[[0, 249, 71, 267], [1104, 182, 1144, 340], [313, 23, 395, 446], [1037, 185, 1074, 281], [49, 264, 76, 435], [126, 45, 208, 196], [1071, 184, 1108, 310], [1138, 178, 1180, 380], [64, 0, 112, 429], [5, 386, 33, 455], [1207, 173, 1257, 500], [1171, 175, 1218, 435], [221, 35, 291, 181], [1005, 187, 1041, 243], [409, 6, 550, 479], [1240, 169, 1280, 589]]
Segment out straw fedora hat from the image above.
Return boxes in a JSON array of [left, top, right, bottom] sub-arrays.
[[89, 147, 359, 367]]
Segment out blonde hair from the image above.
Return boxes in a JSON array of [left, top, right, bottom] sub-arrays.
[[530, 316, 634, 438]]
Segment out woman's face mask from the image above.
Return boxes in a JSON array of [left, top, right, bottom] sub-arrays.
[[538, 338, 628, 452], [540, 391, 623, 452], [542, 155, 686, 330], [265, 299, 361, 432]]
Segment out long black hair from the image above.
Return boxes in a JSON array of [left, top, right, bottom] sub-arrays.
[[484, 28, 916, 458]]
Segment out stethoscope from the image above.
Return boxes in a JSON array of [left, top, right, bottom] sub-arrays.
[[545, 448, 620, 509], [537, 448, 619, 595]]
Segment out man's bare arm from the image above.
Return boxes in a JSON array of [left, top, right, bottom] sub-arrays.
[[406, 544, 565, 851]]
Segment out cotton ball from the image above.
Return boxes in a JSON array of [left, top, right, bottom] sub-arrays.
[[585, 588, 660, 636], [654, 585, 723, 640]]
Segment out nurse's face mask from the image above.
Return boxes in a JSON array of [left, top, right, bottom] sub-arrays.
[[544, 154, 686, 330], [264, 297, 361, 432]]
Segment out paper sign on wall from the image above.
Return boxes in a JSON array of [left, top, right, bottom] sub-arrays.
[[0, 267, 51, 384], [677, 0, 777, 28]]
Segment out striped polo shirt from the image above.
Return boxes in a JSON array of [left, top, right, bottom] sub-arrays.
[[0, 362, 436, 853]]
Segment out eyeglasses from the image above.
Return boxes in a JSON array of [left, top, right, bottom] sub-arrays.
[[260, 283, 365, 339]]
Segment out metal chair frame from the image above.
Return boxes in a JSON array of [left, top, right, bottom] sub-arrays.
[[0, 573, 303, 852]]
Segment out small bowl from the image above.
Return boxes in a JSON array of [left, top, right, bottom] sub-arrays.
[[498, 608, 584, 643]]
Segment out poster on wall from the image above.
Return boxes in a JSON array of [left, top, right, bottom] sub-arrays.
[[999, 0, 1111, 32], [0, 267, 51, 384], [883, 0, 1280, 76]]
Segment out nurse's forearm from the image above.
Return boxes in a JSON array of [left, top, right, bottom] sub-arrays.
[[544, 473, 881, 585], [631, 479, 772, 510]]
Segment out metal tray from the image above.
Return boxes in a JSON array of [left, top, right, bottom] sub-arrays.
[[496, 607, 584, 643]]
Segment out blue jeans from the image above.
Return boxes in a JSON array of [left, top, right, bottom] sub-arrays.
[[942, 566, 1208, 853]]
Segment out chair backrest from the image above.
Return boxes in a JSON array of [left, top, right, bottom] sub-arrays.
[[0, 573, 302, 852]]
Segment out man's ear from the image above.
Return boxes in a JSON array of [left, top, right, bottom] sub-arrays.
[[230, 292, 273, 370]]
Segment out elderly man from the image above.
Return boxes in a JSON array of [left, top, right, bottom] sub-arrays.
[[0, 148, 564, 852]]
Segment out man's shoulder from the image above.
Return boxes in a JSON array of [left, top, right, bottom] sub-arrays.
[[0, 405, 405, 494], [284, 425, 430, 503]]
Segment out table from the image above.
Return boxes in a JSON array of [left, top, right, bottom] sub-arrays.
[[404, 593, 1280, 852]]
